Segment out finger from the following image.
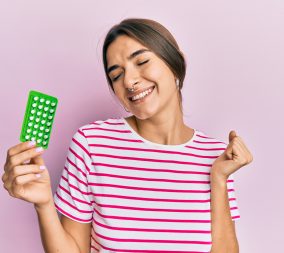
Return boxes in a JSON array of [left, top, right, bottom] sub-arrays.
[[5, 164, 46, 190], [9, 164, 46, 179], [230, 141, 249, 165], [229, 130, 237, 143], [233, 137, 253, 162], [6, 141, 37, 159], [7, 147, 45, 171], [12, 173, 43, 196], [31, 154, 45, 166]]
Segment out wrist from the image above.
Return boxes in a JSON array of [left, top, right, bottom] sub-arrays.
[[210, 168, 228, 183], [34, 199, 54, 212]]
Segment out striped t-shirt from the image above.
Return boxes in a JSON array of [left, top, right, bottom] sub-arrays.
[[53, 117, 240, 253]]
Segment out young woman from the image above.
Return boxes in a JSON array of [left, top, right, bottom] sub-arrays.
[[2, 18, 253, 253]]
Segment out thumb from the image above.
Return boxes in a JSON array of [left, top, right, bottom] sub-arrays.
[[229, 130, 237, 143]]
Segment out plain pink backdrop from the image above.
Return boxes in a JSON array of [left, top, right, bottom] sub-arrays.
[[1, 0, 283, 252]]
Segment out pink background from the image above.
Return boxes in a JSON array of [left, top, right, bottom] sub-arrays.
[[0, 0, 283, 252]]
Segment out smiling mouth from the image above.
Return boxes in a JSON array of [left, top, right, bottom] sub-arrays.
[[128, 85, 156, 102]]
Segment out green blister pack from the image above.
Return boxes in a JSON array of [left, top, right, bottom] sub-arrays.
[[20, 90, 58, 149]]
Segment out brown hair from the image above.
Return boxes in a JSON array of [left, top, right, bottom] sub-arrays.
[[102, 18, 187, 112]]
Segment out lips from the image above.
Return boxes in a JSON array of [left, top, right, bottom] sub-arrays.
[[127, 85, 156, 101], [129, 85, 155, 104]]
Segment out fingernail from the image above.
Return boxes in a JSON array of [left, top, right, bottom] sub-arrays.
[[35, 147, 44, 152], [39, 165, 46, 170], [28, 141, 36, 147], [36, 174, 41, 178]]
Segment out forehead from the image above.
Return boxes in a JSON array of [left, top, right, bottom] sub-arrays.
[[106, 35, 148, 64]]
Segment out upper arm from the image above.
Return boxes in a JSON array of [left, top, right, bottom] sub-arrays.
[[61, 214, 92, 253]]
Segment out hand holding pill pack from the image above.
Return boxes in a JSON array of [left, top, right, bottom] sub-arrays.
[[20, 90, 58, 149]]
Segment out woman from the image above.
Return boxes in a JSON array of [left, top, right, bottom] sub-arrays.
[[2, 18, 253, 253]]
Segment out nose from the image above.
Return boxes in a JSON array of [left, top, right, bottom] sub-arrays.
[[123, 66, 140, 90]]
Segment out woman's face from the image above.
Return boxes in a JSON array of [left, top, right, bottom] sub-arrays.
[[106, 35, 179, 120]]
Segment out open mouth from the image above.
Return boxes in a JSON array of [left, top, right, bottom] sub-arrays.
[[128, 85, 156, 103]]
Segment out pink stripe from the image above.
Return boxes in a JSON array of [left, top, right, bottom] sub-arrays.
[[66, 156, 87, 178], [90, 182, 214, 193], [185, 146, 225, 151], [85, 134, 143, 143], [58, 184, 91, 205], [95, 203, 238, 213], [92, 193, 237, 203], [63, 166, 88, 187], [91, 235, 210, 253], [89, 172, 211, 184], [69, 147, 91, 173], [93, 193, 211, 203], [73, 132, 91, 159], [91, 153, 212, 167], [196, 134, 214, 139], [193, 140, 225, 144], [54, 202, 92, 222], [92, 217, 211, 233], [55, 192, 92, 213], [94, 230, 212, 244], [92, 162, 210, 175], [61, 175, 91, 195], [89, 144, 219, 159], [83, 126, 131, 133]]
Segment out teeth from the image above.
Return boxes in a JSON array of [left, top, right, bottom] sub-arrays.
[[131, 87, 153, 101]]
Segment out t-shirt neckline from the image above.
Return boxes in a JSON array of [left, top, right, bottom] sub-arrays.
[[121, 117, 197, 149]]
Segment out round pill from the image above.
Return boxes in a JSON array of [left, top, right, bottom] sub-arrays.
[[38, 132, 43, 137], [48, 115, 53, 120], [43, 141, 47, 145], [40, 98, 45, 103], [41, 120, 46, 124], [25, 135, 30, 139], [37, 111, 42, 116], [34, 124, 39, 128], [38, 105, 43, 109], [33, 130, 37, 135], [27, 129, 32, 133], [32, 103, 37, 108], [45, 128, 50, 133], [50, 109, 54, 113], [34, 96, 39, 101], [46, 122, 51, 126], [51, 102, 56, 106], [37, 139, 41, 143], [43, 113, 47, 118], [44, 135, 48, 139], [40, 126, 44, 130], [31, 110, 35, 114], [31, 137, 36, 141], [28, 122, 33, 127], [35, 118, 40, 122], [46, 100, 50, 105], [44, 107, 49, 112], [29, 116, 34, 120]]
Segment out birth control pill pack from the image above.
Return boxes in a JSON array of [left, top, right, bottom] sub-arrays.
[[20, 90, 58, 149]]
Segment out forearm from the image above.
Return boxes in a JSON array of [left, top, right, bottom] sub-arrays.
[[34, 200, 81, 253], [210, 171, 239, 253]]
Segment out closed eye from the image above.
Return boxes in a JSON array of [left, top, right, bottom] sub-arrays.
[[112, 60, 150, 82]]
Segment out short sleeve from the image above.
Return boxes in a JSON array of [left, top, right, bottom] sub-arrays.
[[53, 127, 94, 223], [227, 173, 241, 221]]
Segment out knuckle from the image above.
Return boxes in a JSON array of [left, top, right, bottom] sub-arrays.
[[14, 176, 21, 185], [8, 157, 16, 168], [7, 148, 13, 157]]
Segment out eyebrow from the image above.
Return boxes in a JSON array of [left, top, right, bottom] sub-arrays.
[[107, 48, 151, 75]]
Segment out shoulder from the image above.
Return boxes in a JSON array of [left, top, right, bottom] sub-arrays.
[[75, 117, 124, 136], [195, 128, 228, 149]]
